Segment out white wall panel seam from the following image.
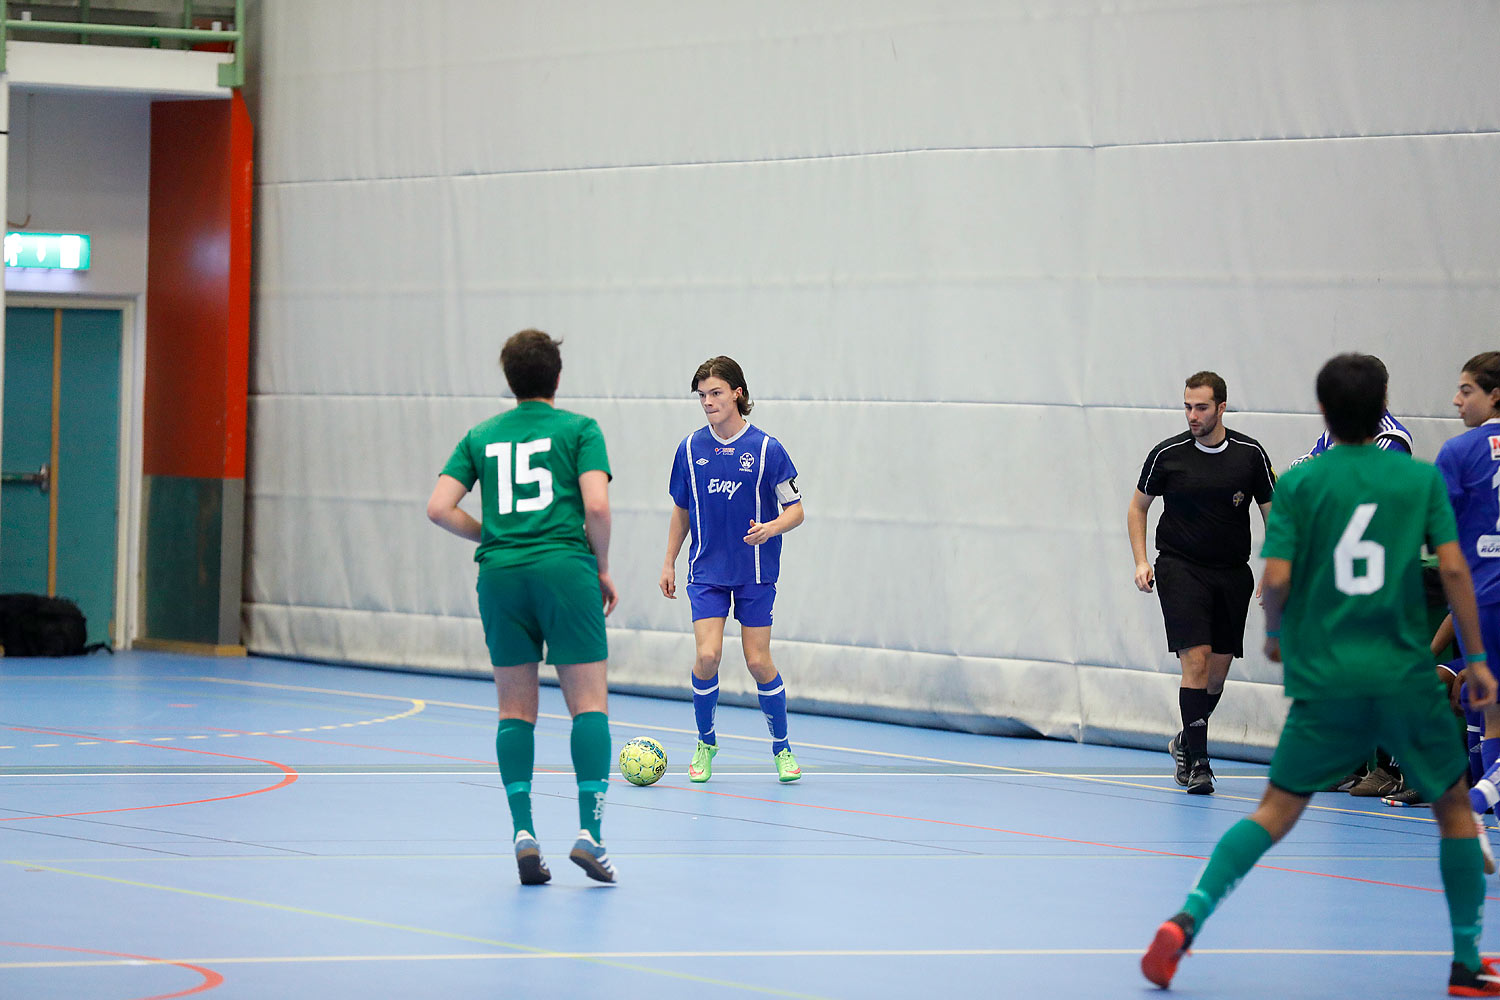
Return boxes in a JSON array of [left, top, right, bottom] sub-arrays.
[[253, 130, 1500, 188]]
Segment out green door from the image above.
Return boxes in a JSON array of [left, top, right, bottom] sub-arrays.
[[1, 307, 123, 646]]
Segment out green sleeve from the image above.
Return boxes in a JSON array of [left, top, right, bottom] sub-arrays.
[[577, 418, 611, 480], [1260, 476, 1297, 561], [1426, 465, 1460, 549], [440, 434, 478, 489]]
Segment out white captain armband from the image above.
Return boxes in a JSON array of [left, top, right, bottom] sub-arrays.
[[775, 477, 801, 504]]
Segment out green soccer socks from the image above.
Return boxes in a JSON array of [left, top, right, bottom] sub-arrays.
[[1181, 818, 1275, 927], [571, 711, 611, 842], [1442, 836, 1487, 972], [496, 718, 535, 838]]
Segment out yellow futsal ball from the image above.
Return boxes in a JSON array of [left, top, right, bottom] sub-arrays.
[[618, 737, 667, 786]]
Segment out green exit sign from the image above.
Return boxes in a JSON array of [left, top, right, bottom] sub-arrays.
[[4, 232, 91, 271]]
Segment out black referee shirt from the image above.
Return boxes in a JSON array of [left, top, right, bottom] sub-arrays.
[[1137, 428, 1276, 569]]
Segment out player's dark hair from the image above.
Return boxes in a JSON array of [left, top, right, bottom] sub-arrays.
[[500, 329, 562, 399], [1463, 352, 1500, 399], [1316, 353, 1385, 444], [1363, 354, 1390, 388], [693, 356, 753, 416], [1185, 371, 1227, 405]]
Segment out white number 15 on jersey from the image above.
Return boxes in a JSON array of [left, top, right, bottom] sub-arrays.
[[486, 439, 553, 514]]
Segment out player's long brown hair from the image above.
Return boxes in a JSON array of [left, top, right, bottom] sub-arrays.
[[693, 356, 753, 416]]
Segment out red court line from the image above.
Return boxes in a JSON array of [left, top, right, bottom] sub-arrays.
[[665, 784, 1500, 901], [1, 727, 297, 822], [0, 940, 223, 998]]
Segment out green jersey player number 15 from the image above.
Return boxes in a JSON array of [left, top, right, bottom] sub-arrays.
[[488, 438, 554, 514]]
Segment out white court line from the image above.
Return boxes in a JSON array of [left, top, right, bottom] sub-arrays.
[[0, 771, 1271, 780], [0, 946, 1455, 971]]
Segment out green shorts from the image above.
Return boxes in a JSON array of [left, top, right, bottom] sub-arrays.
[[476, 553, 608, 668], [1268, 684, 1466, 802]]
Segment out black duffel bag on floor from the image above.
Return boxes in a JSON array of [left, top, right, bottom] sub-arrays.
[[0, 594, 106, 656]]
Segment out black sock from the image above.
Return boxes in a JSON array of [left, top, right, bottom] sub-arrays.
[[1206, 689, 1223, 717], [1180, 687, 1212, 762]]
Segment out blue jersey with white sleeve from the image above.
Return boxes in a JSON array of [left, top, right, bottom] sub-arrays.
[[669, 423, 801, 587], [1293, 410, 1413, 466], [1437, 417, 1500, 606]]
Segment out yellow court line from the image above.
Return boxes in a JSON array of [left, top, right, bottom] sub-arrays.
[[0, 946, 1454, 971], [2, 863, 829, 1000], [185, 677, 1442, 828]]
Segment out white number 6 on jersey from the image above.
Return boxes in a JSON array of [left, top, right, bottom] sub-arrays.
[[1333, 502, 1385, 596]]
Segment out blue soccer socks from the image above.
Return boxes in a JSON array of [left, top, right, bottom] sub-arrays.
[[693, 674, 720, 746], [757, 673, 791, 756]]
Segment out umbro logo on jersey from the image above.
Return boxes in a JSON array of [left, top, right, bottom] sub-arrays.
[[696, 458, 709, 465], [707, 478, 742, 499], [740, 453, 755, 471], [1489, 436, 1500, 462]]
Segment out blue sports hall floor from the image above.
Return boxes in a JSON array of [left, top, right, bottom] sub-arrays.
[[0, 651, 1491, 999]]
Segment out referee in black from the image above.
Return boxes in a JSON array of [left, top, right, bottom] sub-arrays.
[[1128, 371, 1276, 795]]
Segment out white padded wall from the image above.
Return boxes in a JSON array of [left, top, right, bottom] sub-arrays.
[[246, 1, 1500, 756]]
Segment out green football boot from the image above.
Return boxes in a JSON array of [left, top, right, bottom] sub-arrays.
[[774, 748, 802, 782], [688, 740, 718, 783]]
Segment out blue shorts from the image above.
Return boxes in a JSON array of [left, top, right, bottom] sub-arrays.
[[1456, 600, 1500, 670], [686, 582, 776, 627]]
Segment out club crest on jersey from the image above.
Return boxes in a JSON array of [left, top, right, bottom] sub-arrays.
[[1231, 491, 1245, 507], [715, 447, 735, 456], [707, 478, 742, 499], [740, 452, 755, 471], [1489, 436, 1500, 462]]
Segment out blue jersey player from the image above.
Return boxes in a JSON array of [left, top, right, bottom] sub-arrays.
[[659, 356, 805, 783], [1440, 352, 1500, 860], [1289, 355, 1412, 468]]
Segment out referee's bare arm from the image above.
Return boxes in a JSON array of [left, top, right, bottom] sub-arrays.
[[1128, 489, 1156, 592]]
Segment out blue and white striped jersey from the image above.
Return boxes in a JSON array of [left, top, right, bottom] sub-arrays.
[[668, 423, 801, 586], [1293, 411, 1413, 467]]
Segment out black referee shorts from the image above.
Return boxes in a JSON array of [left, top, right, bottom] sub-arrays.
[[1154, 552, 1255, 657]]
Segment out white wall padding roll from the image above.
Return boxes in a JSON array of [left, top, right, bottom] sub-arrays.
[[246, 1, 1500, 757]]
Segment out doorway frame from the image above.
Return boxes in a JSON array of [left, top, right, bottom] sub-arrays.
[[4, 292, 142, 648]]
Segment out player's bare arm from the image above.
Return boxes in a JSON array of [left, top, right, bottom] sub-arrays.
[[1438, 539, 1496, 709], [1127, 489, 1156, 592], [660, 504, 690, 598], [426, 474, 481, 542], [579, 469, 617, 616], [745, 501, 803, 546], [1259, 557, 1291, 662], [1433, 612, 1456, 658]]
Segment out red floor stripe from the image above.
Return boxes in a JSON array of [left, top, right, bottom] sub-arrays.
[[0, 940, 223, 998], [1, 726, 297, 822]]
